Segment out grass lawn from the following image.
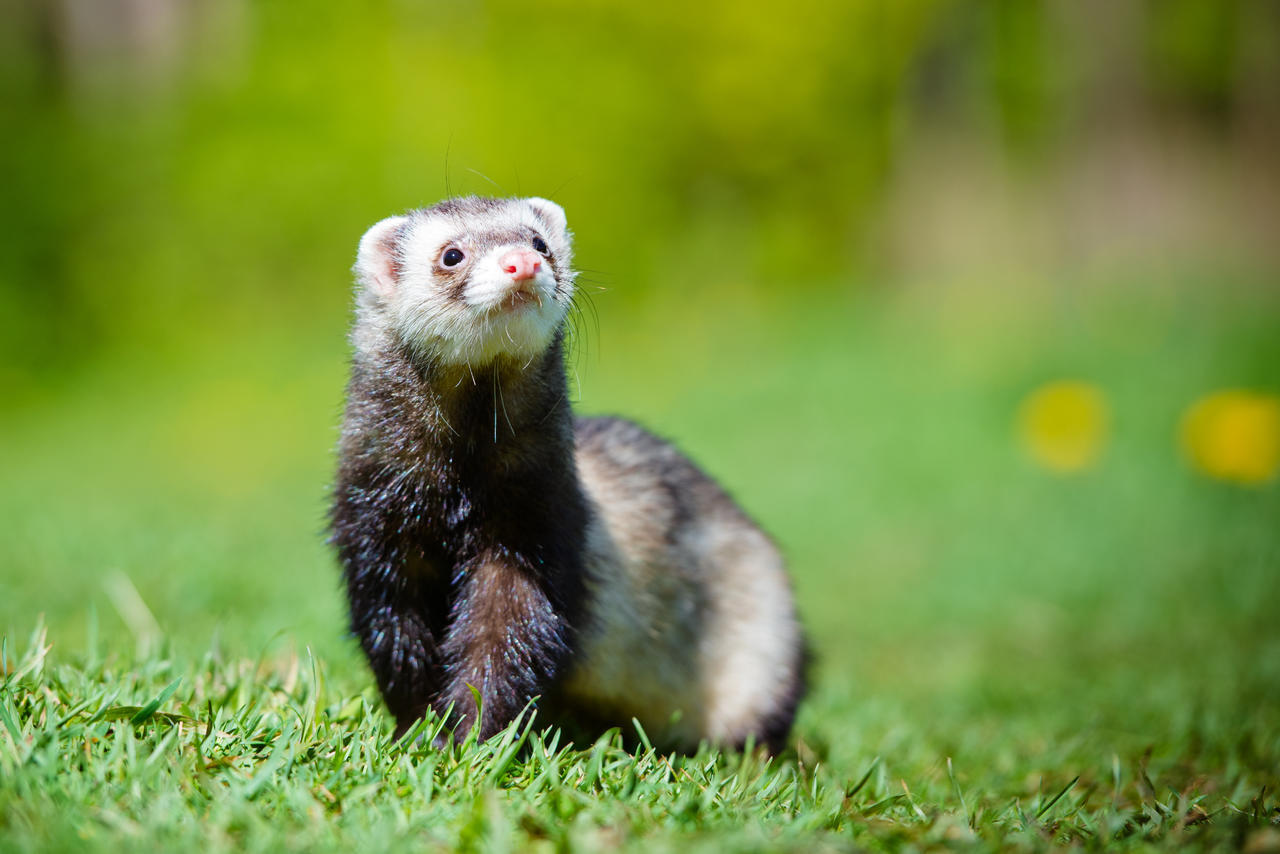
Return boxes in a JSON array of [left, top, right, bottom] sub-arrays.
[[2, 269, 1278, 851]]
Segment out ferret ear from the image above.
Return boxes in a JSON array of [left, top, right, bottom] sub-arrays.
[[355, 215, 409, 298], [526, 197, 568, 238]]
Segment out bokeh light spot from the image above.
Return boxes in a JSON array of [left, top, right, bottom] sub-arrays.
[[1017, 381, 1110, 474], [1181, 390, 1280, 486]]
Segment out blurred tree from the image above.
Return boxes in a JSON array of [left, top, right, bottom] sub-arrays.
[[984, 0, 1052, 154], [0, 0, 1272, 387], [1145, 0, 1241, 120]]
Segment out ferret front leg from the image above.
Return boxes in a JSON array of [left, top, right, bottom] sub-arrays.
[[345, 571, 444, 739], [438, 552, 572, 740]]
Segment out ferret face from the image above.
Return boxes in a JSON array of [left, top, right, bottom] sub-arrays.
[[354, 196, 575, 366]]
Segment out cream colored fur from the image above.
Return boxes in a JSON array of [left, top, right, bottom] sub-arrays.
[[563, 433, 803, 750]]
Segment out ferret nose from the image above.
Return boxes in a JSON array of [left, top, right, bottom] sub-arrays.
[[499, 248, 542, 282]]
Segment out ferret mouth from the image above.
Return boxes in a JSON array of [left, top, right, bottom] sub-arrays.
[[492, 287, 544, 314]]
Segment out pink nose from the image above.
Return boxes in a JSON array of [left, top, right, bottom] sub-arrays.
[[499, 248, 542, 281]]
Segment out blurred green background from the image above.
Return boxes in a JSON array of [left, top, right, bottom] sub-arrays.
[[2, 0, 1278, 740]]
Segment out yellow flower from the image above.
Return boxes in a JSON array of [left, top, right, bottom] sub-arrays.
[[1017, 381, 1109, 474], [1181, 390, 1280, 486]]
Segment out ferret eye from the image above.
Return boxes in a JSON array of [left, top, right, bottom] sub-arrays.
[[441, 247, 466, 267], [531, 236, 549, 255]]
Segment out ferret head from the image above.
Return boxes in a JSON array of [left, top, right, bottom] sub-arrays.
[[353, 196, 575, 366]]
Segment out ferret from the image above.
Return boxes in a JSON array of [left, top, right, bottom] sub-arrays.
[[329, 196, 805, 753]]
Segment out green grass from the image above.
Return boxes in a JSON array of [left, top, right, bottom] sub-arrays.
[[3, 622, 1273, 854], [2, 271, 1279, 851]]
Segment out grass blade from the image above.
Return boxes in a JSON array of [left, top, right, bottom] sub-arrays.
[[948, 757, 970, 825], [129, 677, 183, 726], [1036, 775, 1080, 820]]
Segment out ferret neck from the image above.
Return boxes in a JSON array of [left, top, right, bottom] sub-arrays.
[[386, 336, 572, 447]]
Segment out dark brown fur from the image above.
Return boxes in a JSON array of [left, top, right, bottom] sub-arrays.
[[330, 334, 588, 738]]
